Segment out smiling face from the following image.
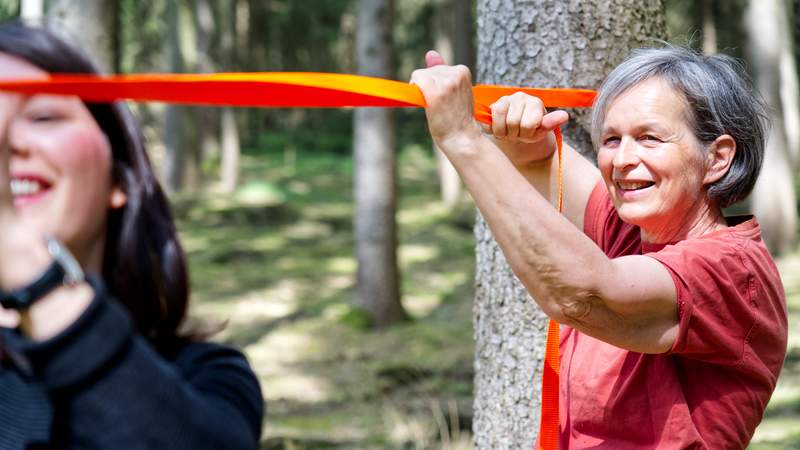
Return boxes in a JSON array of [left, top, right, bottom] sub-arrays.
[[0, 52, 126, 271], [597, 77, 724, 243]]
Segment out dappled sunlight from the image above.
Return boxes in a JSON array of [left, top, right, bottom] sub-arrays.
[[398, 200, 453, 226], [400, 244, 440, 265], [261, 372, 334, 404], [284, 220, 334, 239], [321, 256, 357, 274]]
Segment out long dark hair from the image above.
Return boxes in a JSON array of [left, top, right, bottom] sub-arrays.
[[0, 22, 190, 353]]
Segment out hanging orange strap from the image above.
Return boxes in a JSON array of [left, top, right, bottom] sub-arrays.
[[0, 72, 593, 450], [537, 127, 564, 450]]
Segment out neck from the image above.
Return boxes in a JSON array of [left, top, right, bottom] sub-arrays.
[[641, 200, 727, 244]]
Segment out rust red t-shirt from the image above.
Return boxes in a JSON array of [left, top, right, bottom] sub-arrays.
[[559, 182, 788, 449]]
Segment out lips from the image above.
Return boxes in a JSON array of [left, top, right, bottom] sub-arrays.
[[9, 173, 52, 207], [616, 180, 655, 191]]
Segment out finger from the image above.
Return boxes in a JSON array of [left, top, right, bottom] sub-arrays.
[[540, 110, 570, 131], [491, 97, 510, 139], [505, 95, 525, 139], [0, 106, 14, 220], [518, 99, 545, 141], [425, 50, 447, 68], [0, 308, 20, 328]]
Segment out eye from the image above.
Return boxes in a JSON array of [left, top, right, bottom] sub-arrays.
[[27, 111, 63, 123], [639, 134, 662, 143], [602, 136, 620, 146]]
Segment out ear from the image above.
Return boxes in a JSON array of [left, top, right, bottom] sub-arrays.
[[703, 134, 736, 185], [109, 186, 127, 209]]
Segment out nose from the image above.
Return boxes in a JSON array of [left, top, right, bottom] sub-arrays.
[[612, 136, 639, 171]]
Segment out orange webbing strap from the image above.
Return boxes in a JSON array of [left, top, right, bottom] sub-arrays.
[[0, 72, 591, 450], [537, 128, 563, 450], [0, 72, 597, 126]]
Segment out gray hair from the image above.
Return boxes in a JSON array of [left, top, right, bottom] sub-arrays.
[[591, 46, 770, 208]]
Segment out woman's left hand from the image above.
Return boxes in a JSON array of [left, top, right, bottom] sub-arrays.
[[409, 50, 485, 153]]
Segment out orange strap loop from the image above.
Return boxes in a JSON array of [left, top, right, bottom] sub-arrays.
[[0, 72, 594, 450]]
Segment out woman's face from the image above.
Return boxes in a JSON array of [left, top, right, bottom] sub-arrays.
[[597, 77, 713, 242], [0, 52, 125, 270]]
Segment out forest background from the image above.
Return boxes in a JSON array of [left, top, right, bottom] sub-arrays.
[[0, 0, 798, 449]]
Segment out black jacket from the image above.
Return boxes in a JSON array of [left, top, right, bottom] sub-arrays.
[[0, 278, 263, 449]]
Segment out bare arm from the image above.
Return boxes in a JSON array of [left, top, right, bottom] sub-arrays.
[[411, 54, 678, 353]]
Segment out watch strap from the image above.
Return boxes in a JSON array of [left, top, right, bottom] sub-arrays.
[[0, 261, 66, 310]]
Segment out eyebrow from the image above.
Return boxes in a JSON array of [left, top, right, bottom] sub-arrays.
[[601, 121, 671, 136]]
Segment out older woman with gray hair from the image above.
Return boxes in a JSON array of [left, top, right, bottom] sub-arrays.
[[411, 46, 787, 448]]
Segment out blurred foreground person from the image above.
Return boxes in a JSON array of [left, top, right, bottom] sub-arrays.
[[0, 23, 262, 450]]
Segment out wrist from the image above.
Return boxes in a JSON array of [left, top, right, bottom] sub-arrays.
[[435, 124, 486, 158]]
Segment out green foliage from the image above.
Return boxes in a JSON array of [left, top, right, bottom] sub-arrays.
[[0, 0, 16, 22]]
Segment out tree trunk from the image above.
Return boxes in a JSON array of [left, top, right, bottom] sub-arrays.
[[702, 0, 717, 54], [474, 2, 665, 447], [219, 0, 242, 193], [433, 0, 470, 208], [747, 0, 798, 255], [161, 0, 185, 194], [21, 0, 43, 21], [46, 0, 117, 72], [353, 0, 406, 327]]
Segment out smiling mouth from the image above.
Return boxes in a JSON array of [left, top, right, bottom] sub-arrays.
[[616, 181, 655, 191], [10, 177, 52, 200]]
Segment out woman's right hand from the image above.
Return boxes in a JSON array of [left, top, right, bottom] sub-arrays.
[[485, 92, 569, 166]]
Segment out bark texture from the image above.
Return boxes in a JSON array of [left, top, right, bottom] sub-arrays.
[[353, 0, 406, 327], [747, 0, 798, 255], [473, 2, 665, 448]]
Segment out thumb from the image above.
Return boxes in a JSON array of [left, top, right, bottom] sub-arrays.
[[541, 110, 569, 131], [425, 50, 446, 68]]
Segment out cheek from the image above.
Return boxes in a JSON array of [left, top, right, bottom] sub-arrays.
[[47, 126, 113, 180], [596, 149, 614, 180]]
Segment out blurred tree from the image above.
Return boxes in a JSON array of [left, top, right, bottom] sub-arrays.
[[20, 0, 42, 22], [46, 0, 118, 72], [219, 0, 243, 192], [747, 0, 799, 254], [161, 0, 186, 193], [353, 0, 407, 327], [702, 0, 716, 53], [432, 0, 474, 208], [473, 1, 666, 447]]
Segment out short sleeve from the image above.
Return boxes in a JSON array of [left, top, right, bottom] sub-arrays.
[[645, 238, 756, 365], [583, 180, 641, 258]]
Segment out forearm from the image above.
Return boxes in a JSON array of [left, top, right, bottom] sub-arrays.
[[444, 135, 670, 351]]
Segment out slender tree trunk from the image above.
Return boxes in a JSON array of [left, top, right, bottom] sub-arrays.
[[21, 0, 43, 21], [433, 0, 468, 208], [702, 0, 717, 54], [747, 0, 798, 255], [474, 2, 665, 447], [162, 0, 185, 194], [220, 0, 242, 193], [353, 0, 406, 327], [46, 0, 117, 72]]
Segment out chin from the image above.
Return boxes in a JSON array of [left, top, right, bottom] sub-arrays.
[[614, 204, 655, 228]]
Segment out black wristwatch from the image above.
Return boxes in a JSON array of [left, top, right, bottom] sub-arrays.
[[0, 235, 85, 310]]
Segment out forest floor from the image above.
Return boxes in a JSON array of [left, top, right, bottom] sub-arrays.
[[175, 148, 800, 450]]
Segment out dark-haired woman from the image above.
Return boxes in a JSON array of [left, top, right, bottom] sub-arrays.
[[0, 23, 262, 449]]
